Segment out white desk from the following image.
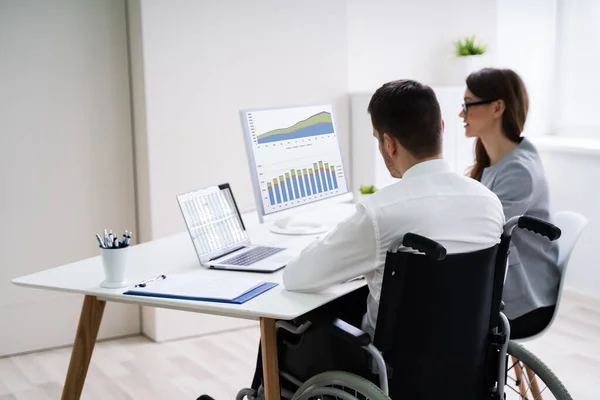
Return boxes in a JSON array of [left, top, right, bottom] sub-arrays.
[[12, 204, 363, 400]]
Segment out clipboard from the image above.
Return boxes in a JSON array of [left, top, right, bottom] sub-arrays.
[[123, 272, 278, 304]]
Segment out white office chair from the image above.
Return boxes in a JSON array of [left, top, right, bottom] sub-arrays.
[[515, 210, 588, 343]]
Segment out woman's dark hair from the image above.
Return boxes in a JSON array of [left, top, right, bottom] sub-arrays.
[[368, 79, 442, 158], [466, 68, 529, 181]]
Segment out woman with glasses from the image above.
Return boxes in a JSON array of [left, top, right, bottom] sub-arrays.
[[459, 68, 560, 339]]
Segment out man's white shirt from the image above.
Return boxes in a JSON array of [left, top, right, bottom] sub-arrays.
[[283, 159, 506, 338]]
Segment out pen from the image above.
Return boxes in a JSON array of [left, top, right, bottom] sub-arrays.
[[97, 229, 133, 248], [125, 230, 132, 246], [96, 234, 105, 248], [135, 274, 166, 288]]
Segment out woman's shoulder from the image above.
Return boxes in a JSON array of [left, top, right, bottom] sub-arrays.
[[509, 138, 546, 176], [494, 159, 535, 192], [493, 140, 550, 195], [486, 138, 539, 174], [515, 137, 541, 160]]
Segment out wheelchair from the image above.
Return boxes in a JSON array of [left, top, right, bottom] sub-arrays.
[[237, 215, 573, 400]]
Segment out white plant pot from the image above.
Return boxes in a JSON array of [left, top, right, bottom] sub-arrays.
[[447, 54, 491, 85]]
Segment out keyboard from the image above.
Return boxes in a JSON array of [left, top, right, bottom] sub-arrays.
[[221, 246, 285, 266]]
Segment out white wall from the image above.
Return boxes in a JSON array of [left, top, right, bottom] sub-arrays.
[[130, 0, 350, 341], [555, 0, 600, 137], [346, 0, 498, 92], [535, 147, 600, 297], [0, 0, 139, 356], [346, 0, 494, 192], [127, 0, 153, 245], [496, 0, 557, 137]]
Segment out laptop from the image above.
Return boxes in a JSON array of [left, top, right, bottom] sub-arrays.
[[177, 183, 295, 272]]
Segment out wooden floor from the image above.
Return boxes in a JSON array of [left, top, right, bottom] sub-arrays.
[[0, 291, 598, 400]]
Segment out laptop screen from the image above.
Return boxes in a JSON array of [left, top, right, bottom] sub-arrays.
[[177, 184, 249, 264]]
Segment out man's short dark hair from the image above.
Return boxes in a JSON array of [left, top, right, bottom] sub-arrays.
[[367, 80, 442, 158]]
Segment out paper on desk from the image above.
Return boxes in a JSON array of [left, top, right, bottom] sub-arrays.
[[129, 272, 267, 301]]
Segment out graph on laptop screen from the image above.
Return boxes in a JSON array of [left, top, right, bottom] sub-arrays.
[[177, 186, 248, 262], [241, 104, 349, 215]]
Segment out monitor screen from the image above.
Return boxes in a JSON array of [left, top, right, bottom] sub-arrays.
[[240, 104, 349, 216]]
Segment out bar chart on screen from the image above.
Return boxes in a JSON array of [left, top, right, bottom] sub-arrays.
[[242, 104, 349, 215], [265, 160, 341, 206]]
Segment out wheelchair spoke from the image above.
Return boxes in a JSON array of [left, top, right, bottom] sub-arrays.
[[524, 372, 533, 397], [504, 367, 553, 400], [506, 375, 519, 386], [525, 364, 548, 400], [535, 385, 549, 400], [506, 384, 525, 399]]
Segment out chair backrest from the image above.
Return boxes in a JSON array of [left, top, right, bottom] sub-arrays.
[[554, 211, 587, 272], [373, 242, 507, 400], [527, 210, 588, 338]]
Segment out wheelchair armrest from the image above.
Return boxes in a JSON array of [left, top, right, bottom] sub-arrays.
[[518, 215, 561, 241], [402, 233, 447, 261], [317, 316, 372, 347]]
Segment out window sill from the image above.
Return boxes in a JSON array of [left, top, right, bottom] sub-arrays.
[[529, 135, 600, 157]]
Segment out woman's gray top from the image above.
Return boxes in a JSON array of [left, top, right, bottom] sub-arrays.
[[481, 137, 560, 320]]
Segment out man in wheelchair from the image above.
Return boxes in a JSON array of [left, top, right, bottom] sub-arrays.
[[196, 80, 566, 400], [242, 79, 509, 399]]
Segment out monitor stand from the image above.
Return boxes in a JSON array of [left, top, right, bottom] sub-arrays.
[[269, 215, 330, 235]]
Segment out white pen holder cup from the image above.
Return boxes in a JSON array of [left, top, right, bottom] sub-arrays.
[[100, 246, 130, 288]]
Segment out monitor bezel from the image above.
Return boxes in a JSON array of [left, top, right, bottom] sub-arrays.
[[239, 102, 351, 222]]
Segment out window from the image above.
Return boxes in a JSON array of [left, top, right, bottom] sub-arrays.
[[554, 0, 600, 137], [497, 0, 600, 138]]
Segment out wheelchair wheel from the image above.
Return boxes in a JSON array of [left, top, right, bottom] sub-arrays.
[[291, 371, 390, 400], [506, 341, 573, 400]]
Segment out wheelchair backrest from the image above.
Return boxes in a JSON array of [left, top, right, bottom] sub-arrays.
[[373, 243, 506, 399]]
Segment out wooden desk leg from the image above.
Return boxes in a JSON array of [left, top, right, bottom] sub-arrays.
[[512, 356, 528, 398], [260, 317, 280, 400], [61, 295, 106, 400]]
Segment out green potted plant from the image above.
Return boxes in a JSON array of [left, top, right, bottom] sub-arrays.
[[451, 35, 489, 83], [454, 35, 487, 57], [355, 185, 378, 202]]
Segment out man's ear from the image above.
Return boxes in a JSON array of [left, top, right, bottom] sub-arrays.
[[441, 119, 445, 134], [493, 100, 506, 119], [383, 133, 397, 155]]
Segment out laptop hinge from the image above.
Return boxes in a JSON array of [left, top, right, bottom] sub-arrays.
[[208, 246, 246, 262]]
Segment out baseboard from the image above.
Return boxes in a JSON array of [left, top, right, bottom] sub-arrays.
[[0, 332, 142, 360], [141, 323, 258, 343]]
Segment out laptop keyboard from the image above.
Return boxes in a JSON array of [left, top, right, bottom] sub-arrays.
[[222, 246, 285, 266]]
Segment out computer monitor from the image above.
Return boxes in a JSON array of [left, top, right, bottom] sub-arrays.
[[240, 104, 351, 235]]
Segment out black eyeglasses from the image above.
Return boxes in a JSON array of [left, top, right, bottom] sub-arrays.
[[461, 99, 497, 114]]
